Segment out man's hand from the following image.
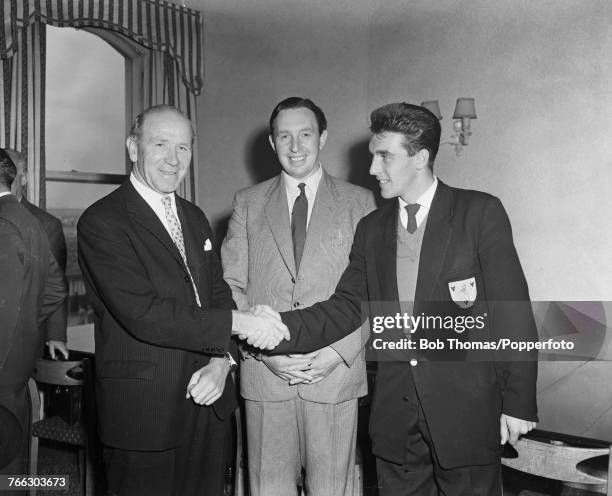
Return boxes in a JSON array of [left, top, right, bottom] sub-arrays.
[[46, 340, 69, 360], [186, 357, 230, 405], [232, 306, 290, 350], [500, 414, 536, 445], [286, 347, 343, 385], [260, 354, 313, 384]]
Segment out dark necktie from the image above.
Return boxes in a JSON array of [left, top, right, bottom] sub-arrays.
[[405, 203, 420, 234], [291, 183, 308, 270]]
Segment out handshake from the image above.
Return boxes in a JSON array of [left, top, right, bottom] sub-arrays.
[[231, 305, 290, 350]]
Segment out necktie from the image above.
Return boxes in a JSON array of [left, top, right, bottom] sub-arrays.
[[405, 203, 421, 234], [161, 196, 201, 307], [291, 183, 308, 270]]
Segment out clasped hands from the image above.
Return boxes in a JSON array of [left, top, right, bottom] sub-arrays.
[[231, 304, 290, 350], [261, 346, 343, 385]]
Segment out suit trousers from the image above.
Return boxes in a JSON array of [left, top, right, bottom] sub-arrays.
[[105, 403, 230, 496], [245, 397, 358, 496], [375, 374, 501, 496]]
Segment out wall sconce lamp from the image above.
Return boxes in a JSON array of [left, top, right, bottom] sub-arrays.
[[421, 98, 477, 156]]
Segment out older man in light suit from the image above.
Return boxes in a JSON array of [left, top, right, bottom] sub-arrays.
[[222, 97, 375, 496]]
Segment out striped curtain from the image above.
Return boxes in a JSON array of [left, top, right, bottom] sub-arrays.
[[0, 13, 45, 205], [0, 0, 203, 204]]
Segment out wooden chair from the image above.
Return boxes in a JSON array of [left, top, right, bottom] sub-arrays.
[[502, 429, 612, 495], [28, 359, 98, 496]]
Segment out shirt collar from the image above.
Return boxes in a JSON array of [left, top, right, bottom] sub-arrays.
[[398, 175, 438, 212], [130, 172, 176, 208], [282, 162, 323, 197]]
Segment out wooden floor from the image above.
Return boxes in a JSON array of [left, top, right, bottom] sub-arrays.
[[36, 440, 603, 496]]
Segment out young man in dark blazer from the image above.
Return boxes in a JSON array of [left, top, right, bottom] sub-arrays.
[[77, 105, 288, 496], [269, 103, 538, 495]]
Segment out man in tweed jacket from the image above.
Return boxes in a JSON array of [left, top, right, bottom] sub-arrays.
[[222, 97, 375, 496]]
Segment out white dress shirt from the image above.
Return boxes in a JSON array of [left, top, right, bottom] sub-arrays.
[[398, 176, 439, 230], [130, 173, 182, 236], [283, 163, 323, 229]]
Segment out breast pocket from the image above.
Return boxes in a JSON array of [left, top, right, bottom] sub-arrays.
[[444, 265, 482, 310], [330, 226, 354, 249]]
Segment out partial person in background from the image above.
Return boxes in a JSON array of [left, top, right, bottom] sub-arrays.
[[7, 148, 68, 359], [77, 105, 288, 496], [0, 148, 67, 484], [222, 97, 376, 496]]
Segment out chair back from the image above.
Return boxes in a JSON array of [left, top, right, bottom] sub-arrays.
[[33, 359, 84, 386]]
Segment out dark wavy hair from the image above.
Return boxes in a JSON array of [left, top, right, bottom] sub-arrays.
[[269, 97, 327, 136], [0, 148, 17, 189], [369, 102, 441, 166]]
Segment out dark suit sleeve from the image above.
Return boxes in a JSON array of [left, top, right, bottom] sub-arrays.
[[77, 209, 233, 354], [47, 216, 67, 272], [275, 218, 368, 354], [43, 214, 68, 342], [39, 247, 68, 328], [208, 231, 239, 360], [207, 225, 236, 312], [479, 197, 538, 422], [0, 220, 26, 370]]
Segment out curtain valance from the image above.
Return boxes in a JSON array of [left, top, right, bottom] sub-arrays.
[[0, 0, 203, 95]]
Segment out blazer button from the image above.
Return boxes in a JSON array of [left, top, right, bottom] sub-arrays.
[[291, 277, 295, 284], [410, 358, 418, 366], [194, 360, 200, 367], [184, 275, 190, 282], [293, 302, 300, 308]]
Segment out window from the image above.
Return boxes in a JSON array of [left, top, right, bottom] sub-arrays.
[[45, 25, 127, 327]]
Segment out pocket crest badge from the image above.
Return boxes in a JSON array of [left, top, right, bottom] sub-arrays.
[[448, 276, 477, 309]]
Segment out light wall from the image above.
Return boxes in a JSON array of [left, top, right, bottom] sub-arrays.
[[196, 0, 612, 438], [198, 0, 612, 300]]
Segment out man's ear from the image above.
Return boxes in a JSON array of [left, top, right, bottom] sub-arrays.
[[319, 129, 328, 150], [268, 134, 276, 153], [415, 149, 430, 170], [126, 136, 138, 163]]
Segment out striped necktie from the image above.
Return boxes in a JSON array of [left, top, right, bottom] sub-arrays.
[[161, 195, 201, 307]]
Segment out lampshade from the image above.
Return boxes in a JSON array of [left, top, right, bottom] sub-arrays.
[[452, 98, 477, 119], [421, 100, 443, 120]]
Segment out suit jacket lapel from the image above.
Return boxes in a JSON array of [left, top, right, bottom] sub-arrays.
[[374, 200, 400, 302], [415, 180, 453, 302], [123, 182, 187, 274], [264, 175, 296, 277], [298, 170, 335, 271]]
